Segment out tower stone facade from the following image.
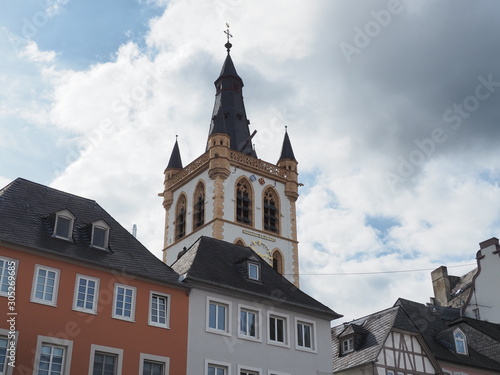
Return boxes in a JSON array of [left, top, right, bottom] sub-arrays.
[[160, 41, 300, 286]]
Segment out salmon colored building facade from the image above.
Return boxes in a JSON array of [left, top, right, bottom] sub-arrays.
[[0, 178, 189, 375]]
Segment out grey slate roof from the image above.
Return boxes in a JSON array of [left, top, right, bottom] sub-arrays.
[[206, 47, 257, 158], [171, 236, 342, 319], [0, 178, 184, 288], [332, 298, 500, 373], [331, 306, 408, 371], [396, 298, 500, 372], [166, 138, 183, 169], [278, 130, 296, 162]]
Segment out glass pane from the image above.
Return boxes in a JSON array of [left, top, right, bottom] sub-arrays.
[[209, 303, 217, 329], [93, 227, 106, 248], [217, 305, 226, 330]]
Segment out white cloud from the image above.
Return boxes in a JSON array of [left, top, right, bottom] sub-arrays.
[[4, 0, 500, 323]]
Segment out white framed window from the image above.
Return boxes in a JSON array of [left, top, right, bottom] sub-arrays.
[[238, 365, 261, 375], [238, 304, 261, 341], [206, 297, 231, 336], [267, 311, 289, 347], [33, 335, 73, 375], [53, 210, 75, 240], [248, 262, 260, 281], [149, 291, 171, 329], [88, 344, 123, 375], [205, 360, 230, 375], [31, 265, 60, 306], [112, 284, 136, 322], [0, 257, 17, 297], [139, 353, 169, 375], [91, 220, 110, 249], [0, 328, 16, 375], [295, 318, 316, 352], [73, 274, 99, 314], [453, 329, 468, 355], [341, 337, 354, 354]]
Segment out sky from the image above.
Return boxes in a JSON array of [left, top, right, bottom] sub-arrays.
[[2, 0, 500, 324]]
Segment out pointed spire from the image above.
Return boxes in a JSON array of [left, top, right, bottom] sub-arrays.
[[167, 136, 183, 169], [206, 28, 256, 158], [278, 127, 296, 162]]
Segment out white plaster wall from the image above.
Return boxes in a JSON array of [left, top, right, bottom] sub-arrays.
[[186, 287, 333, 375], [465, 243, 500, 324]]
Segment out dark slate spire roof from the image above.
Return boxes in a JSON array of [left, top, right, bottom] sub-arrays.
[[166, 137, 183, 169], [278, 128, 296, 162], [206, 43, 257, 157], [0, 178, 185, 288], [171, 236, 342, 319]]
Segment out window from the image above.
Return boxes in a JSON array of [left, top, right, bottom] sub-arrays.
[[248, 262, 260, 281], [175, 195, 187, 239], [271, 251, 283, 275], [263, 189, 279, 233], [112, 284, 136, 321], [205, 361, 230, 375], [236, 179, 252, 225], [53, 210, 75, 240], [238, 366, 260, 375], [296, 319, 315, 351], [239, 305, 261, 341], [0, 257, 16, 297], [89, 345, 123, 375], [0, 336, 7, 375], [193, 183, 205, 230], [149, 292, 170, 328], [207, 298, 231, 335], [31, 265, 60, 306], [91, 220, 110, 249], [268, 312, 288, 346], [139, 353, 169, 375], [92, 353, 117, 375], [73, 275, 99, 314], [34, 336, 73, 375], [454, 329, 468, 355], [341, 337, 354, 354]]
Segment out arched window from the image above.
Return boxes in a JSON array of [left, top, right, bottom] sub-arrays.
[[175, 195, 187, 240], [236, 179, 252, 225], [263, 188, 279, 234], [454, 329, 468, 355], [193, 182, 205, 230], [272, 250, 283, 275]]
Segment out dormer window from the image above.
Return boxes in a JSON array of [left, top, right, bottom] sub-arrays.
[[248, 262, 260, 281], [91, 220, 110, 249], [341, 337, 354, 354], [454, 329, 468, 355], [53, 210, 75, 240]]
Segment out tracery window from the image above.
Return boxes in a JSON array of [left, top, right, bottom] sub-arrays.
[[193, 182, 205, 230], [175, 195, 187, 240], [263, 188, 279, 233], [236, 179, 252, 225]]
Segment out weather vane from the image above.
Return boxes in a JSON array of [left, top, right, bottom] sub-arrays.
[[224, 23, 233, 51]]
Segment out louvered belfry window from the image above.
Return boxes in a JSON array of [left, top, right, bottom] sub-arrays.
[[263, 189, 279, 233], [236, 180, 252, 225]]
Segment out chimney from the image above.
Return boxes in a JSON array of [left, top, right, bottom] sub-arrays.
[[431, 266, 451, 306]]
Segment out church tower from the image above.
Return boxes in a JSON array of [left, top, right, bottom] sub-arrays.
[[160, 35, 300, 286]]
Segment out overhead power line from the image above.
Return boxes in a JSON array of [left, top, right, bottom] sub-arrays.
[[289, 263, 476, 276]]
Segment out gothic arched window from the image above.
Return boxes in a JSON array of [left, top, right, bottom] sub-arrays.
[[236, 179, 252, 225], [263, 188, 279, 234], [193, 182, 205, 230], [272, 250, 283, 275], [175, 194, 187, 240]]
